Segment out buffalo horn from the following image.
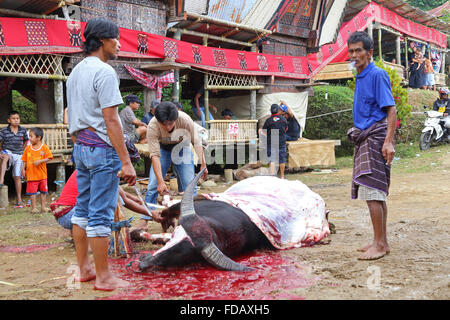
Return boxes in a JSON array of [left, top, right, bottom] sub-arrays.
[[180, 167, 205, 218], [201, 243, 253, 272], [181, 168, 253, 272]]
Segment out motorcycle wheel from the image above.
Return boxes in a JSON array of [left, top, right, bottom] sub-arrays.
[[419, 131, 435, 150]]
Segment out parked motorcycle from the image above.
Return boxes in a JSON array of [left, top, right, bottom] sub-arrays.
[[419, 106, 450, 150]]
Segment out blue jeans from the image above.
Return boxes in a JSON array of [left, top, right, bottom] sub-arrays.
[[71, 144, 121, 237], [143, 146, 195, 220], [194, 106, 214, 127], [57, 207, 75, 230]]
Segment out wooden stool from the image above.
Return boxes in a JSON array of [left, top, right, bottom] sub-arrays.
[[110, 203, 133, 258], [0, 185, 8, 209]]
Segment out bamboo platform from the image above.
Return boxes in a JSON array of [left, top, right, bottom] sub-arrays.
[[207, 120, 258, 145], [0, 123, 72, 164]]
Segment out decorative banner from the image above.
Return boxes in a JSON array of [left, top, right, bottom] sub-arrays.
[[0, 1, 446, 81], [307, 2, 447, 78]]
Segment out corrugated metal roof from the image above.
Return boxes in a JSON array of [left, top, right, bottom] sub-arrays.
[[241, 0, 283, 30], [208, 0, 259, 24], [185, 0, 209, 15]]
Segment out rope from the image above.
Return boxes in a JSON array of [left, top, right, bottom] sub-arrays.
[[306, 108, 353, 119], [53, 180, 65, 188], [126, 260, 143, 273], [111, 217, 134, 232]]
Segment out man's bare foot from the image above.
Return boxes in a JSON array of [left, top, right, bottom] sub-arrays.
[[357, 243, 390, 254], [357, 243, 374, 252], [77, 266, 96, 282], [357, 245, 389, 260], [94, 276, 129, 292]]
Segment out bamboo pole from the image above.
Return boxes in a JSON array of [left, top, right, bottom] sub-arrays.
[[169, 27, 254, 47], [396, 36, 401, 65], [378, 28, 382, 60], [184, 12, 271, 36], [0, 72, 68, 81], [405, 37, 409, 81], [172, 30, 182, 103]]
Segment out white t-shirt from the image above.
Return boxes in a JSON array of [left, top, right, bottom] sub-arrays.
[[67, 56, 123, 146]]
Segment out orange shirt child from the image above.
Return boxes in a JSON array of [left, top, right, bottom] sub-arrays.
[[21, 143, 53, 181]]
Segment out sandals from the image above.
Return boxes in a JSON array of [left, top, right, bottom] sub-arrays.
[[14, 201, 24, 209]]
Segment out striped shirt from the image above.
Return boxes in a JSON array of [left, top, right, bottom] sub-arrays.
[[0, 125, 28, 155]]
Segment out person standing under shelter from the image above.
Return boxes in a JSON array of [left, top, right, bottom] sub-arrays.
[[346, 31, 396, 261], [145, 101, 208, 206], [191, 87, 217, 127], [260, 104, 288, 179], [279, 101, 301, 141], [0, 111, 28, 207], [119, 94, 147, 144], [66, 18, 136, 291]]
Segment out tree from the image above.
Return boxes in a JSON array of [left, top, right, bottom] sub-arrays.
[[405, 0, 447, 11]]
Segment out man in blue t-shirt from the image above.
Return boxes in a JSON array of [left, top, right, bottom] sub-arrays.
[[347, 31, 396, 261]]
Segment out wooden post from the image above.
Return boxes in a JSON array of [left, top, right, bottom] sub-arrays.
[[367, 23, 374, 62], [405, 37, 409, 81], [113, 203, 132, 258], [172, 30, 181, 102], [250, 44, 257, 120], [396, 36, 401, 65], [378, 28, 382, 60], [143, 87, 157, 114], [367, 22, 373, 40], [203, 36, 210, 129], [54, 80, 64, 124], [54, 79, 65, 193]]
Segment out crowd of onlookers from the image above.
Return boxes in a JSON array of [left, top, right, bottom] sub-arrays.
[[408, 42, 443, 91]]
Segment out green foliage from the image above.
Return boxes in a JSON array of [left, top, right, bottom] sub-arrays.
[[405, 0, 447, 11], [12, 90, 37, 124], [375, 59, 412, 123], [304, 85, 355, 157], [347, 59, 413, 124], [119, 91, 145, 119], [439, 9, 450, 22]]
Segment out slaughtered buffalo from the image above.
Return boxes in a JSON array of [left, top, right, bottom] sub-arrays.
[[138, 169, 330, 271]]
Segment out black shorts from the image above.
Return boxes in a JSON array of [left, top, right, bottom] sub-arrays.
[[267, 144, 287, 164]]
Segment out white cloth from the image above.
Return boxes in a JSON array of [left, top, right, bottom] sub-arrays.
[[67, 56, 124, 146], [203, 176, 330, 249]]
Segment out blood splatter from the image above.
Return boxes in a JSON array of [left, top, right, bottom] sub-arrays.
[[0, 243, 62, 253], [103, 251, 319, 300]]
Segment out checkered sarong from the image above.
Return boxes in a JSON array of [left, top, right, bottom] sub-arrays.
[[124, 65, 174, 100]]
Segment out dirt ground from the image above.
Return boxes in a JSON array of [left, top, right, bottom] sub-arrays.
[[0, 144, 449, 300]]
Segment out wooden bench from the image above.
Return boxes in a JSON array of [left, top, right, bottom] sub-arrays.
[[0, 123, 72, 163]]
